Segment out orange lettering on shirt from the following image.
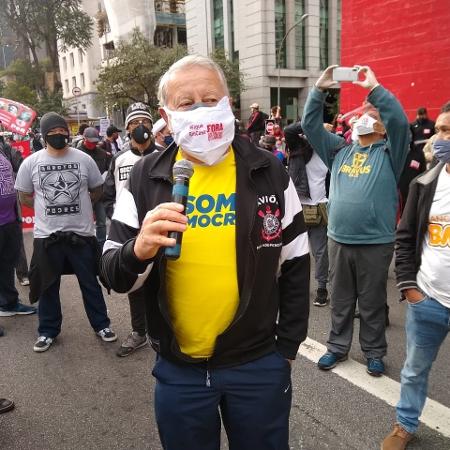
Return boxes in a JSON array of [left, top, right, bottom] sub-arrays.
[[429, 223, 450, 247]]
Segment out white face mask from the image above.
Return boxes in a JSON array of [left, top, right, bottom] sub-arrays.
[[164, 96, 235, 166], [354, 113, 377, 136]]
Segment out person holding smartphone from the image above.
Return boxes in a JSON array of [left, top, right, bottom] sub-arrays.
[[301, 65, 410, 377]]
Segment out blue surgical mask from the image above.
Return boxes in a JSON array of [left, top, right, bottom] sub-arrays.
[[433, 139, 450, 163], [164, 135, 174, 146]]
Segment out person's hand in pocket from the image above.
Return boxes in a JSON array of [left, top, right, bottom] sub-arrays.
[[404, 288, 425, 304]]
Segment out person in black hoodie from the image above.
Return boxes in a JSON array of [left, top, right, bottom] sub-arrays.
[[78, 127, 111, 248]]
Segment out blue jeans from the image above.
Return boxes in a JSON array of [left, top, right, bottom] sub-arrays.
[[38, 241, 110, 338], [396, 295, 450, 433], [93, 201, 107, 248], [152, 352, 292, 450]]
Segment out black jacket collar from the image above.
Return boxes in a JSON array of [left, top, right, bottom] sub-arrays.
[[147, 134, 271, 180]]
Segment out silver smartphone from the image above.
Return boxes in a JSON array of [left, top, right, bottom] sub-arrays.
[[332, 67, 358, 82]]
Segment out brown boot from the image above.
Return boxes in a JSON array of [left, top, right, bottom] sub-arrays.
[[382, 423, 413, 450]]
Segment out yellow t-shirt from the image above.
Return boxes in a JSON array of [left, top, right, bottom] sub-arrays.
[[166, 149, 239, 358]]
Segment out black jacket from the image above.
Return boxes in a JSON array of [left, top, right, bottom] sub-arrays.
[[395, 162, 445, 292], [100, 135, 310, 368], [78, 142, 112, 175]]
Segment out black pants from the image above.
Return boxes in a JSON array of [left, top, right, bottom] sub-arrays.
[[0, 222, 21, 308], [128, 288, 147, 336]]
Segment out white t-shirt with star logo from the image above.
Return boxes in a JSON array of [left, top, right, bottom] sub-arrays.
[[15, 147, 103, 238]]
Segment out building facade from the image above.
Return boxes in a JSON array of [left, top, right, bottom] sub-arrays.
[[186, 0, 341, 124], [59, 0, 187, 128], [340, 0, 450, 121], [59, 0, 106, 126]]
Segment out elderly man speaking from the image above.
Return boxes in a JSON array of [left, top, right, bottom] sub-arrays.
[[100, 55, 310, 449]]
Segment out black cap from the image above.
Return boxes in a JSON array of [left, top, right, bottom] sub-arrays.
[[106, 125, 122, 137], [40, 112, 69, 139]]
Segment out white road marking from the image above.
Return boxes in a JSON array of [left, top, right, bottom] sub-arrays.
[[298, 337, 450, 438]]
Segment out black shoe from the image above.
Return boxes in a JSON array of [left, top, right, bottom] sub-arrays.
[[313, 288, 328, 307], [0, 398, 14, 414]]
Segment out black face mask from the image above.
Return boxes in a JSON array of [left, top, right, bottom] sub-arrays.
[[131, 124, 151, 144], [46, 133, 68, 150]]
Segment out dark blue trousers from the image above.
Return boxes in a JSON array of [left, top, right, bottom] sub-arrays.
[[152, 352, 292, 450], [37, 241, 110, 337]]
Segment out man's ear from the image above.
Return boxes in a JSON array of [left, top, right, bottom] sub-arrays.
[[374, 121, 386, 135], [159, 108, 169, 126]]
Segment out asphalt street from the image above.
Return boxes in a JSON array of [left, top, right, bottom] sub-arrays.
[[1, 231, 449, 450]]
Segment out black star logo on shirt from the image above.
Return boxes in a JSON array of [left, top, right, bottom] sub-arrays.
[[47, 173, 79, 201]]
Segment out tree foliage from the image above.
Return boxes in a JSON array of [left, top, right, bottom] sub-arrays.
[[96, 29, 188, 114], [0, 0, 93, 91], [209, 48, 245, 102], [0, 59, 66, 115], [96, 29, 246, 115]]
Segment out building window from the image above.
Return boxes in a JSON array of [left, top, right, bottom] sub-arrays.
[[294, 0, 306, 69], [79, 49, 84, 64], [213, 0, 224, 49], [275, 0, 287, 69], [80, 73, 85, 88], [72, 76, 76, 88], [62, 57, 67, 72], [177, 27, 187, 45], [319, 0, 329, 69], [64, 79, 69, 93], [70, 52, 74, 67]]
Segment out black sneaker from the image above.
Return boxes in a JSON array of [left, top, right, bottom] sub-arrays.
[[33, 336, 54, 353], [96, 327, 117, 342], [313, 288, 328, 307]]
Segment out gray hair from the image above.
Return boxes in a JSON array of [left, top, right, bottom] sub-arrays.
[[157, 54, 229, 106]]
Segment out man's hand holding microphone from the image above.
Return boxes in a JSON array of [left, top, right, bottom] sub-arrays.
[[134, 159, 194, 261]]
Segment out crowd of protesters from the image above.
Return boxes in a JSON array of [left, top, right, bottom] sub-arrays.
[[0, 57, 449, 450]]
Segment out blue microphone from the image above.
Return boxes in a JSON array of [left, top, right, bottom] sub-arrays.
[[165, 159, 194, 260]]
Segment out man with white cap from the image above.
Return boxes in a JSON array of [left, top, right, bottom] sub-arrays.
[[247, 102, 267, 145], [302, 65, 410, 377], [152, 118, 173, 152], [102, 102, 160, 357]]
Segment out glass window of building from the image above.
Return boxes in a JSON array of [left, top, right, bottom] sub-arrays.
[[213, 0, 224, 49], [70, 52, 74, 67], [319, 0, 329, 69], [72, 76, 76, 88], [294, 0, 306, 69], [62, 57, 67, 72], [275, 0, 286, 69], [78, 49, 84, 64], [64, 79, 69, 94], [80, 73, 85, 88]]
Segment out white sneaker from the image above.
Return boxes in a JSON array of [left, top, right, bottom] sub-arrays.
[[33, 336, 54, 352], [96, 327, 117, 342]]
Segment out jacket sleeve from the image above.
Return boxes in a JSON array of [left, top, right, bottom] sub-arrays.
[[301, 87, 346, 170], [395, 180, 420, 292], [99, 160, 154, 293], [368, 86, 410, 180], [276, 177, 310, 359], [102, 154, 117, 219]]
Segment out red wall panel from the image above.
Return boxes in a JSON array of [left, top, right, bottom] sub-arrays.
[[340, 0, 450, 121]]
